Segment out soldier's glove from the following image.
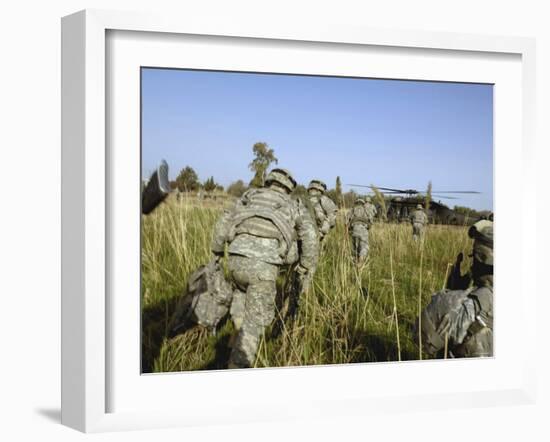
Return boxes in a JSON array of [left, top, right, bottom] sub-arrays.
[[296, 264, 311, 293]]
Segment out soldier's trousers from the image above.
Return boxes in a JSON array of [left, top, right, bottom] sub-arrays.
[[412, 223, 425, 241], [351, 224, 369, 264], [226, 255, 279, 368]]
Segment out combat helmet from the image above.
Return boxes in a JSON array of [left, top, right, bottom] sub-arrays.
[[355, 198, 365, 205], [468, 220, 493, 265], [365, 196, 372, 203], [265, 168, 297, 193], [308, 179, 327, 193], [416, 204, 423, 209]]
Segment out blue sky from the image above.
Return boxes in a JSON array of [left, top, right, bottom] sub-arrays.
[[141, 68, 493, 210]]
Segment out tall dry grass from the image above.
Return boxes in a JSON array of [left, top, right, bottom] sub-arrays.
[[141, 195, 473, 372]]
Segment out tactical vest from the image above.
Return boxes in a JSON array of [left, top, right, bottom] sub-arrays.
[[308, 195, 335, 227], [229, 188, 297, 259], [349, 206, 371, 225], [412, 210, 427, 225]]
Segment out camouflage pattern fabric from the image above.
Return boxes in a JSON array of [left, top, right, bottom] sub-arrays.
[[170, 259, 233, 334], [364, 202, 377, 224], [419, 285, 493, 358], [212, 186, 317, 267], [410, 209, 428, 241], [226, 255, 279, 367], [308, 193, 338, 240], [347, 204, 373, 263], [419, 219, 493, 359], [208, 183, 318, 368], [351, 224, 369, 263]]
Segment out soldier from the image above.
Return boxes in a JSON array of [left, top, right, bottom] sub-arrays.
[[347, 197, 375, 264], [307, 179, 338, 242], [417, 220, 493, 358], [172, 168, 319, 369], [364, 196, 377, 224], [410, 203, 428, 241]]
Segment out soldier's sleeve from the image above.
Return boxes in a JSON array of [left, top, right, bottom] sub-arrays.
[[447, 298, 477, 345], [419, 289, 474, 356], [295, 199, 320, 272], [211, 208, 234, 254], [312, 199, 325, 228], [211, 193, 247, 254], [322, 196, 338, 229]]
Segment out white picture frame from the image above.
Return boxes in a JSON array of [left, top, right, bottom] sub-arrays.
[[61, 9, 537, 433]]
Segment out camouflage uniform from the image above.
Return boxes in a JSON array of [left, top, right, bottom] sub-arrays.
[[307, 180, 338, 241], [210, 168, 319, 368], [347, 198, 375, 264], [410, 204, 428, 241], [418, 220, 493, 358], [364, 197, 377, 225]]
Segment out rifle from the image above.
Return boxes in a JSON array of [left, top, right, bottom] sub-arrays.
[[272, 264, 309, 337], [446, 252, 472, 290], [286, 265, 307, 323]]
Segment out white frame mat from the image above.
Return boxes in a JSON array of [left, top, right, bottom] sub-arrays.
[[61, 9, 537, 433]]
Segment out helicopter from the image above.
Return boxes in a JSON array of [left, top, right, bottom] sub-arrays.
[[346, 184, 485, 226]]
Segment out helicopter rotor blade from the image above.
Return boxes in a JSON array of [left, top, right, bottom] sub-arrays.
[[414, 192, 459, 200], [346, 184, 372, 188], [425, 195, 459, 200], [347, 184, 411, 193], [347, 184, 481, 195], [375, 186, 413, 193], [431, 190, 481, 194]]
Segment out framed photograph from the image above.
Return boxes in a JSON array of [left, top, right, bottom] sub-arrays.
[[61, 9, 537, 432]]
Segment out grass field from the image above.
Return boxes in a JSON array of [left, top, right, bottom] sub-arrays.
[[141, 194, 474, 372]]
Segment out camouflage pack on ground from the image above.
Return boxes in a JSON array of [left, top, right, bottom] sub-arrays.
[[171, 259, 233, 333]]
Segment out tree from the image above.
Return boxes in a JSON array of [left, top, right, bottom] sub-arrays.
[[227, 180, 247, 197], [335, 176, 343, 207], [342, 190, 357, 208], [292, 184, 307, 197], [203, 176, 218, 193], [175, 166, 200, 192], [425, 181, 432, 212], [248, 142, 278, 188]]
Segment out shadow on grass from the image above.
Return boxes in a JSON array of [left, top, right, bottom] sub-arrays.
[[202, 327, 233, 370], [141, 294, 180, 373], [347, 327, 418, 363]]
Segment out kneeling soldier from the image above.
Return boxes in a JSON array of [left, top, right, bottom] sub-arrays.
[[418, 220, 493, 358]]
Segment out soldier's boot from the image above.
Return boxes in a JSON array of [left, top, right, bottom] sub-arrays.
[[227, 284, 276, 368], [227, 325, 262, 369]]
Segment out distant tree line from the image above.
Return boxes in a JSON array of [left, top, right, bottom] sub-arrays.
[[453, 206, 489, 220], [168, 145, 399, 213], [170, 166, 224, 193]]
